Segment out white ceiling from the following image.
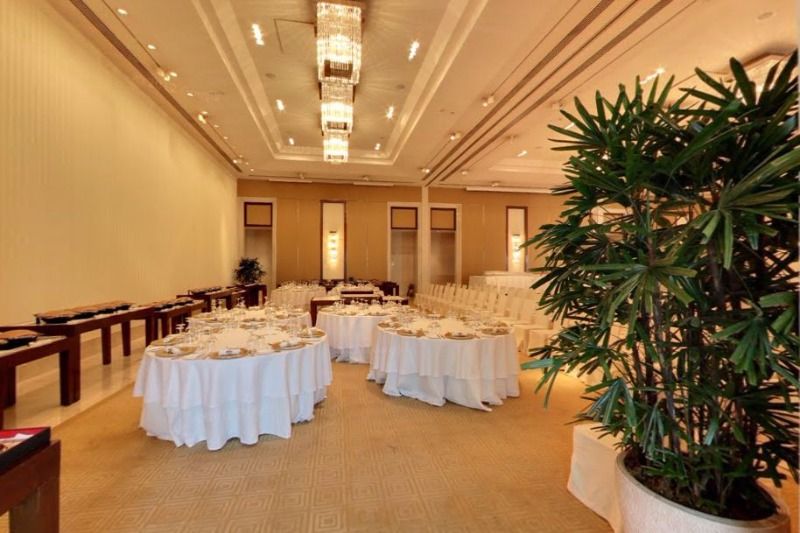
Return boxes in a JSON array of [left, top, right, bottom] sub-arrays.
[[78, 0, 796, 190]]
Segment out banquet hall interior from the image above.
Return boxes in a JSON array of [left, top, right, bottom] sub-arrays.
[[0, 0, 798, 531]]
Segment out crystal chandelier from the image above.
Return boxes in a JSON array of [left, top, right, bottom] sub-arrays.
[[323, 132, 349, 163], [321, 82, 354, 133], [316, 2, 362, 85]]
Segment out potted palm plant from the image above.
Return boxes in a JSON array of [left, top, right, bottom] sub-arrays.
[[233, 257, 266, 285], [524, 54, 799, 532]]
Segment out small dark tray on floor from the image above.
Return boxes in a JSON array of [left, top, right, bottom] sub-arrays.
[[0, 427, 51, 474]]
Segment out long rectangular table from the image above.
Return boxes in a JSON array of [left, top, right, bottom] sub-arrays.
[[0, 336, 80, 428], [17, 306, 154, 366], [0, 440, 61, 532], [183, 287, 244, 312], [148, 301, 204, 340]]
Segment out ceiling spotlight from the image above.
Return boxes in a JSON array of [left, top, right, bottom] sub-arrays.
[[460, 169, 469, 175], [276, 99, 285, 111], [288, 137, 295, 146], [250, 168, 255, 172], [223, 135, 229, 140], [374, 143, 381, 150], [251, 23, 265, 46], [186, 92, 194, 97], [481, 95, 495, 107], [116, 8, 128, 16], [232, 159, 239, 164], [386, 105, 395, 119], [516, 149, 528, 157], [197, 113, 207, 124], [408, 40, 420, 61], [213, 124, 219, 128], [449, 131, 462, 141], [169, 71, 178, 78], [362, 175, 370, 181], [491, 181, 500, 187], [147, 43, 157, 50], [421, 167, 431, 174]]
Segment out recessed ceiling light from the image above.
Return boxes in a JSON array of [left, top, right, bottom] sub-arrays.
[[116, 8, 128, 16], [516, 149, 528, 157], [238, 154, 244, 158], [421, 167, 431, 174], [460, 169, 469, 175], [169, 71, 178, 78], [251, 23, 265, 46], [250, 168, 255, 172], [374, 143, 381, 150], [186, 91, 194, 97], [276, 99, 285, 111], [408, 40, 420, 61], [223, 136, 229, 140], [449, 132, 462, 141], [491, 181, 500, 187], [232, 159, 239, 164], [386, 105, 395, 119], [481, 95, 495, 107], [213, 124, 219, 128], [288, 137, 295, 146], [147, 43, 157, 50], [197, 113, 207, 124]]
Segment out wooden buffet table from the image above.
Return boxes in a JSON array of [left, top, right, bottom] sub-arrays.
[[0, 440, 61, 532], [0, 336, 80, 429], [149, 300, 204, 339], [183, 287, 244, 312], [239, 283, 267, 307]]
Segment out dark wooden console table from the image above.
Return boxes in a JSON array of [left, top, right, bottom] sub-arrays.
[[0, 440, 61, 532], [0, 336, 80, 429]]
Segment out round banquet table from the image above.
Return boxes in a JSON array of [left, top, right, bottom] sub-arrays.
[[315, 304, 393, 363], [270, 286, 327, 310], [367, 317, 519, 410], [133, 327, 332, 450]]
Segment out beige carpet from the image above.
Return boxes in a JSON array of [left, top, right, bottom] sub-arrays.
[[4, 362, 797, 532]]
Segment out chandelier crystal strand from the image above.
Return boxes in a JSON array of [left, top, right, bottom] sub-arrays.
[[323, 132, 349, 163], [316, 2, 362, 85], [321, 82, 354, 133]]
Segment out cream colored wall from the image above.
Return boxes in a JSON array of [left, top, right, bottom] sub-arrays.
[[0, 0, 238, 323], [237, 181, 567, 285]]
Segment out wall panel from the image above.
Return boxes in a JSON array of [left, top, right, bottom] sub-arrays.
[[0, 0, 238, 323]]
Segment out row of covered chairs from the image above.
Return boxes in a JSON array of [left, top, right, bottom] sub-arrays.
[[415, 283, 560, 352]]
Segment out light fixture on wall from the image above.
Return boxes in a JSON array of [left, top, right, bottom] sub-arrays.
[[511, 234, 523, 263], [316, 2, 362, 85], [323, 132, 349, 163], [321, 82, 354, 133], [328, 230, 339, 261]]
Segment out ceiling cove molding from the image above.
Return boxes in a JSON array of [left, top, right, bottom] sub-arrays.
[[192, 0, 280, 157], [428, 0, 680, 186], [67, 0, 242, 174], [423, 0, 618, 186]]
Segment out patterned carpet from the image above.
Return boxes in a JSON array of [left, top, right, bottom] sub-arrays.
[[3, 361, 797, 532]]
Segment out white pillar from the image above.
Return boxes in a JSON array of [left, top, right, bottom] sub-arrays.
[[418, 186, 431, 292]]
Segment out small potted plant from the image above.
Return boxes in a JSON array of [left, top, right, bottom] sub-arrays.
[[233, 257, 266, 286], [524, 54, 798, 532]]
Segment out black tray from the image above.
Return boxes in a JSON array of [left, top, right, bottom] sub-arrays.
[[0, 426, 51, 474]]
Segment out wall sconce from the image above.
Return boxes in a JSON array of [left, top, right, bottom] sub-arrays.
[[328, 230, 339, 261], [511, 234, 522, 263]]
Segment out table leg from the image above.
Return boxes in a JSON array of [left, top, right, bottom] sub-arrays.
[[121, 321, 131, 356], [101, 326, 112, 365], [4, 366, 16, 407], [58, 339, 80, 405], [0, 364, 7, 428], [161, 317, 169, 338], [9, 443, 61, 533], [145, 318, 154, 345]]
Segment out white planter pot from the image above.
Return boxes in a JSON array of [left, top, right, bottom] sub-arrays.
[[615, 454, 790, 533]]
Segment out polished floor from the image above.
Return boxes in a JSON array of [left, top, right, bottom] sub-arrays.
[[1, 328, 797, 532]]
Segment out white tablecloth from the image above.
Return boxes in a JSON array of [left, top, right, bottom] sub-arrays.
[[316, 305, 391, 363], [133, 328, 333, 450], [270, 286, 327, 310], [568, 424, 622, 531], [328, 283, 383, 297], [367, 317, 519, 410]]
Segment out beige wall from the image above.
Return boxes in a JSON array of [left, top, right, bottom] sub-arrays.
[[237, 181, 566, 285], [0, 0, 238, 323]]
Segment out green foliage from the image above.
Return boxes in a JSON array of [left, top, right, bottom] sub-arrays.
[[523, 54, 799, 518], [234, 257, 265, 285]]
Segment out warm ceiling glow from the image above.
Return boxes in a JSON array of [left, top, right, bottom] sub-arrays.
[[408, 40, 420, 61], [147, 43, 157, 50], [288, 137, 295, 146], [186, 91, 194, 97], [385, 105, 395, 119], [276, 99, 285, 111], [374, 143, 381, 150], [516, 149, 528, 157], [251, 23, 265, 46], [116, 8, 128, 16]]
